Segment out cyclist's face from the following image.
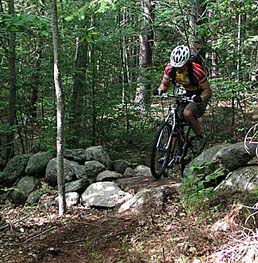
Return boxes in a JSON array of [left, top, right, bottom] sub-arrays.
[[176, 64, 187, 73]]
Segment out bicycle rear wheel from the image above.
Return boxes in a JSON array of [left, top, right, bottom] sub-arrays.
[[150, 122, 174, 179]]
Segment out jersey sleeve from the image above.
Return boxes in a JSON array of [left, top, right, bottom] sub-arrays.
[[192, 62, 207, 84], [163, 63, 173, 79]]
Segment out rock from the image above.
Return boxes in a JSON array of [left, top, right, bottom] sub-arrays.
[[2, 154, 31, 186], [26, 189, 44, 205], [65, 179, 90, 194], [25, 151, 54, 177], [10, 190, 27, 205], [96, 170, 122, 182], [81, 182, 132, 208], [16, 176, 40, 196], [212, 142, 256, 172], [45, 158, 85, 186], [81, 161, 105, 181], [64, 149, 86, 163], [112, 159, 131, 174], [85, 146, 112, 169], [39, 193, 56, 208], [118, 187, 164, 214], [123, 167, 136, 177], [184, 144, 227, 177], [135, 165, 152, 177], [55, 192, 80, 207], [0, 172, 7, 185], [0, 157, 6, 170], [216, 165, 258, 192], [245, 142, 258, 157]]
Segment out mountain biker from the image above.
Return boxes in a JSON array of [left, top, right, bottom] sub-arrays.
[[154, 45, 212, 152]]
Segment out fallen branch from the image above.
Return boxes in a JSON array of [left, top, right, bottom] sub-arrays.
[[0, 215, 31, 232]]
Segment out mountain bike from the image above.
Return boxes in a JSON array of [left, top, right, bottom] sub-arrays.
[[150, 94, 197, 179]]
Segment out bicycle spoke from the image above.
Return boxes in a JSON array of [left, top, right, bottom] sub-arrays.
[[150, 123, 172, 179]]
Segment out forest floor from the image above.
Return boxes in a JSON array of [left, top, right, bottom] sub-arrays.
[[1, 99, 257, 263], [1, 175, 257, 263]]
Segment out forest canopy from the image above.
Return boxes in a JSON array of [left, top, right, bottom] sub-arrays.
[[0, 0, 257, 162]]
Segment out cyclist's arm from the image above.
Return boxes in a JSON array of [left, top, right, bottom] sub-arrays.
[[158, 64, 173, 93], [159, 76, 170, 92], [199, 79, 212, 102]]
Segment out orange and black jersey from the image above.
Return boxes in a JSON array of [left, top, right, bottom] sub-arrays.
[[163, 62, 207, 94]]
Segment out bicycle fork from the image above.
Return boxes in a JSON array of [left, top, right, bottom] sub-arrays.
[[167, 126, 190, 167]]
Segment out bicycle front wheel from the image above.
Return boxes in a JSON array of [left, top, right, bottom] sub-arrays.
[[150, 122, 174, 179]]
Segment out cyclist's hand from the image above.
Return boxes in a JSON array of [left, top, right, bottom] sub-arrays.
[[153, 87, 164, 96], [191, 95, 202, 103]]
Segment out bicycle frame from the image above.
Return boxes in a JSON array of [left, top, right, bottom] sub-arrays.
[[159, 95, 193, 166], [150, 94, 194, 179]]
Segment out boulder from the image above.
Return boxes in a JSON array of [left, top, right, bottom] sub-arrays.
[[55, 192, 80, 207], [65, 179, 90, 194], [0, 172, 6, 185], [96, 170, 122, 182], [81, 161, 105, 181], [123, 167, 136, 177], [118, 187, 164, 214], [216, 165, 258, 192], [26, 189, 44, 205], [0, 157, 5, 170], [25, 151, 54, 177], [212, 142, 256, 172], [184, 144, 227, 177], [64, 149, 86, 164], [85, 146, 112, 169], [81, 182, 132, 208], [2, 154, 31, 186], [112, 159, 131, 174], [135, 165, 152, 177], [10, 190, 27, 205], [45, 158, 85, 186], [16, 176, 40, 196]]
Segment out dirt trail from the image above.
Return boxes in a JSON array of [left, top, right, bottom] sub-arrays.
[[0, 176, 227, 263]]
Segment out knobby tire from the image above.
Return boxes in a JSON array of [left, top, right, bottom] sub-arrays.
[[150, 122, 176, 179]]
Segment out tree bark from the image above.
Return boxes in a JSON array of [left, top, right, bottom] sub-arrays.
[[30, 0, 45, 121], [50, 0, 66, 215], [188, 0, 205, 54], [71, 37, 88, 128], [6, 0, 16, 160], [135, 0, 154, 106]]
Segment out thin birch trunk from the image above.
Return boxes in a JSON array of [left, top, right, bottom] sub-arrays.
[[50, 0, 66, 215]]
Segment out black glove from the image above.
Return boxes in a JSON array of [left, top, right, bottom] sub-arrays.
[[153, 87, 164, 96], [191, 95, 202, 103]]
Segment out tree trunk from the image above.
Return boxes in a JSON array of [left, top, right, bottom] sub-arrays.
[[89, 43, 96, 146], [70, 36, 88, 128], [6, 0, 16, 160], [188, 0, 205, 54], [208, 9, 216, 78], [30, 0, 45, 121], [50, 0, 66, 215], [135, 0, 154, 107]]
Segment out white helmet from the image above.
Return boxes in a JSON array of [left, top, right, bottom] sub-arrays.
[[170, 45, 190, 67]]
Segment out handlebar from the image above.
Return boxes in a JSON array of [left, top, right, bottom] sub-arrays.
[[154, 93, 193, 103]]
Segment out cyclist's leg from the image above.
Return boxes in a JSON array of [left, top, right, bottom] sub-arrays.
[[183, 100, 208, 136], [183, 101, 209, 153]]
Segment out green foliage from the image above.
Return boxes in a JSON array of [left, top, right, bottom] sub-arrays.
[[0, 14, 50, 35], [179, 162, 224, 212], [211, 78, 249, 101], [0, 0, 257, 159]]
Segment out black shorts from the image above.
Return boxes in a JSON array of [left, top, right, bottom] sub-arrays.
[[178, 100, 209, 119]]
